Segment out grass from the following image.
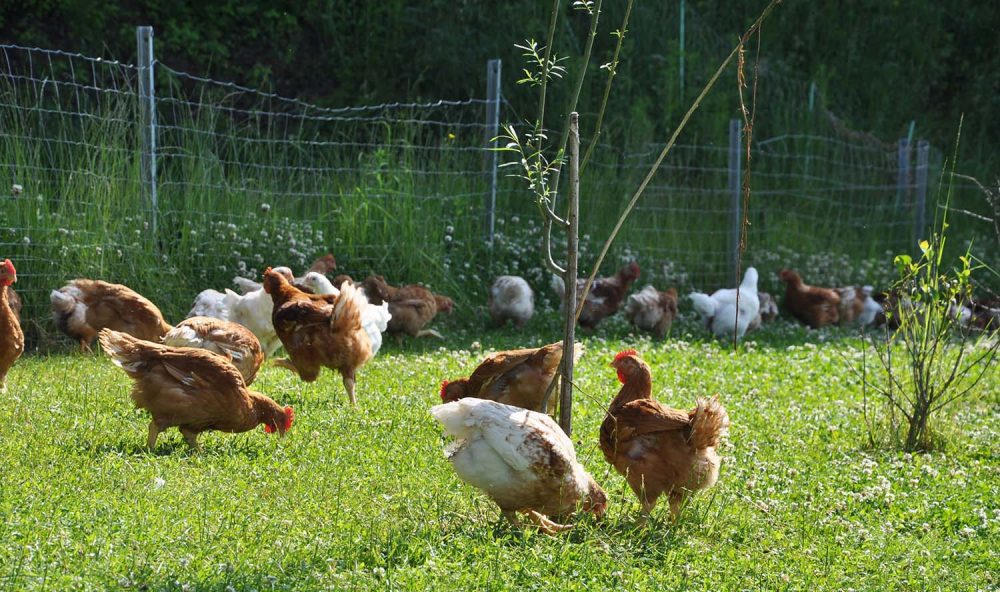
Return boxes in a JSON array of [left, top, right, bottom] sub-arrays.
[[1, 314, 997, 591]]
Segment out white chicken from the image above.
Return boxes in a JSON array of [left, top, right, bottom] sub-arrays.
[[298, 272, 392, 355], [689, 267, 761, 341], [163, 317, 265, 384], [430, 398, 607, 534], [858, 285, 884, 327], [190, 267, 293, 318], [222, 287, 283, 356], [488, 275, 534, 328]]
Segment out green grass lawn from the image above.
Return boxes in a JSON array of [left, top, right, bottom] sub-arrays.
[[1, 317, 997, 591]]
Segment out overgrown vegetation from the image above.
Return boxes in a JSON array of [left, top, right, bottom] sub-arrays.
[[852, 151, 999, 451]]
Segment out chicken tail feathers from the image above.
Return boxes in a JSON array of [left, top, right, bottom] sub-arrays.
[[689, 396, 730, 450], [98, 329, 156, 374], [330, 281, 365, 332], [689, 292, 717, 319]]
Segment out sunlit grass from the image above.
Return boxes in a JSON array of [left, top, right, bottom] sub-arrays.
[[1, 318, 996, 590]]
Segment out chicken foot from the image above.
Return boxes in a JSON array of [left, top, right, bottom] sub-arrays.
[[147, 421, 161, 450], [502, 510, 573, 535], [342, 374, 357, 406], [415, 329, 444, 339], [179, 427, 202, 451]]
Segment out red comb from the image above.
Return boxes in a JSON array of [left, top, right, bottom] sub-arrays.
[[283, 406, 295, 431], [1, 259, 13, 272], [614, 349, 638, 363], [439, 380, 450, 401]]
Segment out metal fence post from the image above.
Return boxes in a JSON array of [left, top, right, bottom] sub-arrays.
[[728, 119, 742, 283], [484, 59, 501, 244], [894, 137, 911, 222], [914, 140, 930, 245], [137, 26, 158, 236]]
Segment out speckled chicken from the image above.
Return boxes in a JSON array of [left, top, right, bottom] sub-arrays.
[[50, 279, 172, 351], [488, 275, 534, 328], [163, 317, 265, 385], [625, 285, 678, 339], [431, 398, 607, 534]]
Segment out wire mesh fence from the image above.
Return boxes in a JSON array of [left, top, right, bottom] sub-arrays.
[[2, 33, 992, 348]]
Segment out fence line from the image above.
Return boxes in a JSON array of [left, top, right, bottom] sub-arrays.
[[3, 32, 989, 348]]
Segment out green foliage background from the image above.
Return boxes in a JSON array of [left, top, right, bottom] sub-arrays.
[[2, 1, 997, 166]]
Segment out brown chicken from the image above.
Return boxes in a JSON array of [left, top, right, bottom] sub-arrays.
[[778, 269, 841, 328], [163, 317, 265, 385], [360, 275, 453, 340], [50, 279, 172, 351], [306, 253, 338, 276], [264, 267, 372, 405], [98, 329, 293, 450], [440, 341, 583, 412], [600, 350, 729, 520], [0, 260, 25, 392], [5, 285, 21, 323], [552, 261, 641, 329]]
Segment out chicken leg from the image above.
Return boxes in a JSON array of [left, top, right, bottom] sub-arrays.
[[501, 510, 572, 535], [179, 427, 202, 451], [342, 374, 357, 406], [147, 421, 161, 450]]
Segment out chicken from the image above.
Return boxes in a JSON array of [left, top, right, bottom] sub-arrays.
[[689, 267, 761, 341], [778, 269, 840, 328], [50, 279, 172, 352], [625, 285, 678, 339], [857, 285, 884, 327], [300, 272, 391, 355], [431, 398, 607, 534], [836, 287, 866, 325], [264, 267, 372, 405], [163, 317, 265, 384], [550, 261, 641, 329], [0, 260, 25, 392], [488, 275, 534, 328], [5, 285, 21, 323], [360, 275, 453, 341], [600, 350, 729, 520], [440, 341, 583, 412], [232, 255, 335, 294], [221, 286, 284, 356], [98, 329, 293, 450], [758, 291, 779, 323]]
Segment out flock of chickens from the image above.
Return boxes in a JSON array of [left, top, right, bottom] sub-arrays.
[[0, 253, 996, 533]]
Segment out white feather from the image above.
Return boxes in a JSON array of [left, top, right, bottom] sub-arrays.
[[689, 267, 760, 341]]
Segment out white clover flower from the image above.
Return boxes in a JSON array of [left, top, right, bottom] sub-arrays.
[[11, 184, 22, 195], [153, 477, 165, 489]]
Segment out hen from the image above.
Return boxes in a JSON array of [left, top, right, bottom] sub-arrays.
[[299, 272, 392, 356], [431, 398, 607, 534], [778, 269, 841, 328], [0, 260, 25, 392], [194, 267, 293, 316], [857, 286, 884, 327], [264, 267, 372, 405], [550, 261, 641, 329], [758, 291, 779, 323], [99, 329, 293, 450], [163, 317, 265, 385], [689, 267, 761, 341], [488, 275, 534, 328], [600, 350, 729, 520], [51, 279, 172, 352], [361, 275, 453, 341], [440, 341, 583, 412], [5, 285, 21, 323], [625, 285, 679, 339], [836, 287, 866, 326]]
